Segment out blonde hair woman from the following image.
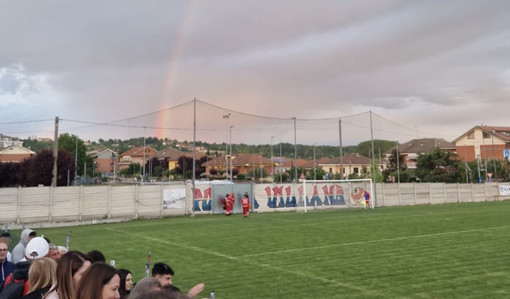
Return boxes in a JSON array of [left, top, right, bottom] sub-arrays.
[[24, 257, 57, 299]]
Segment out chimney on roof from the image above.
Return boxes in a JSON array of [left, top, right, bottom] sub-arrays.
[[355, 153, 359, 157]]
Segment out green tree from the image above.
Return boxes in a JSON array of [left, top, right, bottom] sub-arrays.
[[356, 140, 396, 158], [306, 167, 326, 180], [415, 148, 461, 182], [58, 133, 93, 177]]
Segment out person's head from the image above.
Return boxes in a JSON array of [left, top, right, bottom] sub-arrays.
[[244, 192, 249, 197], [25, 237, 49, 260], [152, 262, 174, 287], [129, 277, 161, 299], [161, 285, 188, 299], [118, 268, 133, 296], [54, 251, 91, 299], [0, 232, 11, 247], [134, 287, 187, 299], [47, 243, 62, 261], [0, 241, 8, 262], [87, 249, 106, 263], [58, 245, 68, 256], [28, 257, 57, 293], [132, 290, 170, 299], [75, 262, 120, 299], [20, 228, 36, 245]]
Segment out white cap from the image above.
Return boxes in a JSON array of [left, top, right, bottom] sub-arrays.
[[25, 237, 49, 260]]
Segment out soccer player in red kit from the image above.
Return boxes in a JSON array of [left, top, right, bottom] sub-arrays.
[[225, 193, 235, 216], [241, 192, 250, 217]]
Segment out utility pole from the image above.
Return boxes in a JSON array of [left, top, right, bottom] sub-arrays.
[[313, 144, 316, 180], [75, 137, 78, 185], [338, 119, 343, 179], [51, 117, 59, 187], [370, 111, 377, 203], [279, 141, 282, 183], [292, 117, 297, 182], [396, 142, 400, 183], [492, 130, 497, 181], [271, 136, 274, 181], [229, 125, 234, 181], [223, 113, 230, 179]]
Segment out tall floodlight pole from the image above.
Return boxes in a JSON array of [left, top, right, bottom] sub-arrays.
[[338, 119, 344, 179], [396, 142, 400, 183], [75, 136, 78, 185], [271, 136, 274, 182], [52, 117, 59, 187], [279, 140, 282, 183], [229, 125, 234, 181], [292, 117, 297, 182], [369, 111, 377, 203], [192, 98, 197, 214], [143, 128, 146, 183], [491, 130, 497, 181], [222, 113, 230, 179], [313, 144, 316, 180], [482, 130, 488, 182]]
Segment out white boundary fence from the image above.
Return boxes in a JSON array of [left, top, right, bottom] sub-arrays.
[[0, 182, 509, 227]]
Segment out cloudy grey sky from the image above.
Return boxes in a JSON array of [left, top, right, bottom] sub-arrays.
[[1, 0, 509, 146]]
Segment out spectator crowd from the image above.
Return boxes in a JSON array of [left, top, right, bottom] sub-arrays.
[[0, 229, 206, 299]]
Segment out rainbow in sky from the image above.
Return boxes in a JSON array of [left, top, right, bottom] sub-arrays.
[[155, 0, 198, 139]]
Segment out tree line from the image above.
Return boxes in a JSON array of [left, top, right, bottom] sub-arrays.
[[2, 135, 507, 187]]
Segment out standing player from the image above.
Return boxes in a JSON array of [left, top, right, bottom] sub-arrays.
[[241, 192, 250, 217], [224, 193, 235, 216], [362, 190, 370, 209]]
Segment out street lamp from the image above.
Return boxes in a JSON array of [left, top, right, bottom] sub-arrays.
[[279, 140, 283, 183], [313, 143, 316, 180], [491, 130, 497, 181], [482, 131, 488, 182], [223, 113, 230, 179], [396, 142, 400, 183], [271, 136, 274, 181], [229, 125, 234, 181]]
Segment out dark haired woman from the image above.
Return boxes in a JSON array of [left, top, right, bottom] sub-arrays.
[[75, 262, 120, 299], [43, 251, 91, 299], [118, 268, 133, 299]]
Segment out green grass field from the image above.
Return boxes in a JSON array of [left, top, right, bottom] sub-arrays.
[[10, 201, 510, 298]]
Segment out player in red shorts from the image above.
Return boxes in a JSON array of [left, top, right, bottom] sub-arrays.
[[241, 192, 250, 217], [225, 193, 235, 216]]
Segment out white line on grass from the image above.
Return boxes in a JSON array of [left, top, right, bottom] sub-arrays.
[[104, 226, 379, 296], [104, 227, 237, 260], [240, 225, 510, 258]]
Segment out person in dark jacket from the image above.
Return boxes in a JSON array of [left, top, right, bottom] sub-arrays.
[[0, 241, 15, 287]]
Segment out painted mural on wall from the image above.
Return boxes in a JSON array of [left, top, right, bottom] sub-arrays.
[[188, 181, 370, 214], [253, 183, 347, 212]]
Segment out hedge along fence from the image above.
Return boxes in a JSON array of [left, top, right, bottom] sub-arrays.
[[0, 182, 508, 227]]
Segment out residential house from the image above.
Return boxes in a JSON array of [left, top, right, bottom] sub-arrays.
[[386, 138, 456, 169], [156, 147, 206, 171], [90, 148, 119, 175], [455, 125, 510, 162], [316, 153, 375, 178], [202, 153, 274, 178], [0, 134, 23, 147], [0, 145, 36, 163], [118, 146, 158, 171]]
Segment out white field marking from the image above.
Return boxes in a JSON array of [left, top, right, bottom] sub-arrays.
[[104, 227, 378, 296], [245, 260, 382, 295], [240, 225, 510, 258], [251, 214, 296, 222], [104, 227, 236, 260]]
